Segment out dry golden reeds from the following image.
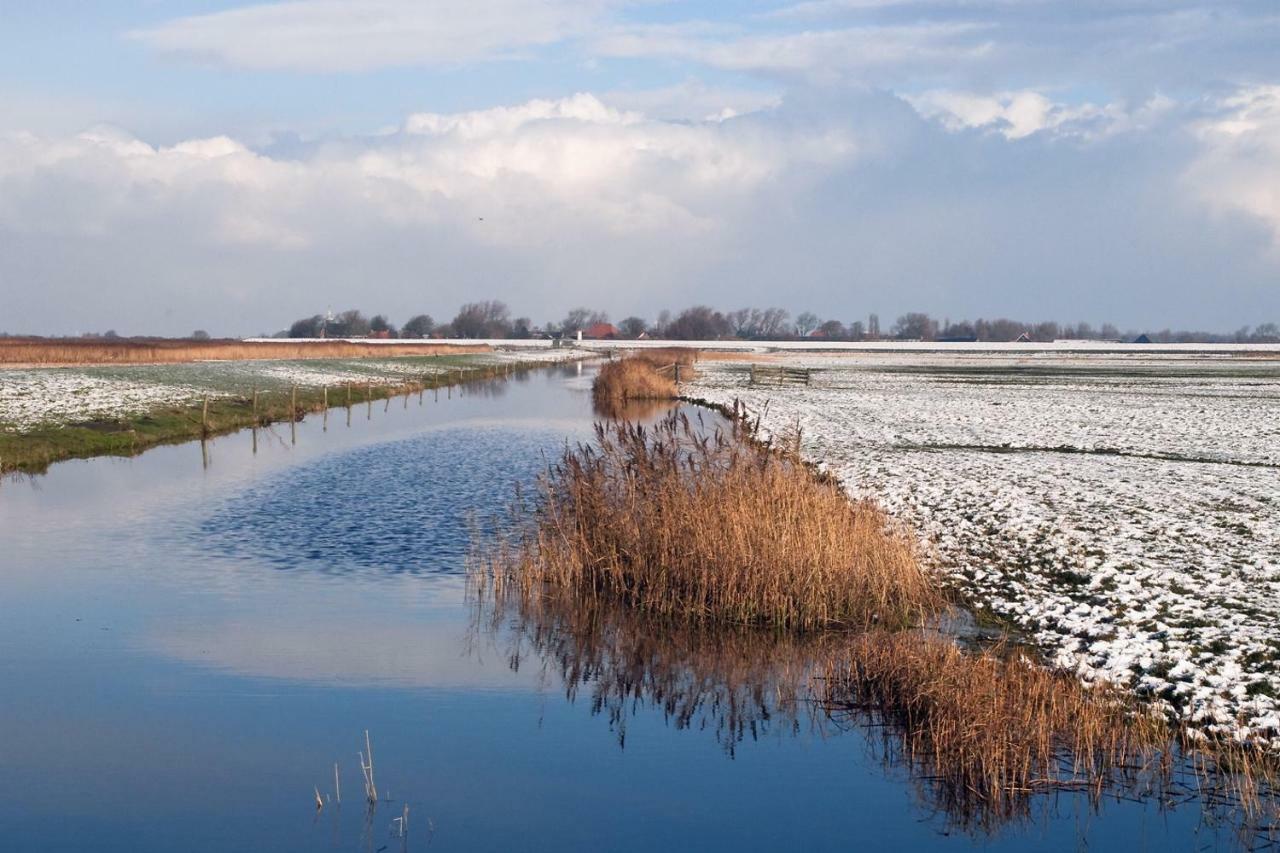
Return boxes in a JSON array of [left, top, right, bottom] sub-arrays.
[[628, 346, 699, 368], [0, 336, 490, 366], [474, 410, 940, 631], [591, 359, 678, 410], [590, 348, 701, 410]]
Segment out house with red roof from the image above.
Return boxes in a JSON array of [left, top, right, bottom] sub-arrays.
[[581, 322, 620, 340]]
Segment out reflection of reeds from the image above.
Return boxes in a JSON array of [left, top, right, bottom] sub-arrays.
[[475, 410, 939, 630], [590, 395, 675, 422], [474, 586, 1278, 839], [482, 591, 838, 753], [820, 630, 1173, 831]]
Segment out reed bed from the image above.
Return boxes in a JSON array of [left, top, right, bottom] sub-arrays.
[[0, 337, 489, 366], [474, 409, 941, 630], [628, 346, 700, 368], [591, 358, 678, 408], [590, 348, 701, 410]]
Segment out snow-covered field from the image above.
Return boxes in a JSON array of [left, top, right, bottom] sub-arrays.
[[0, 348, 587, 431], [687, 351, 1280, 747]]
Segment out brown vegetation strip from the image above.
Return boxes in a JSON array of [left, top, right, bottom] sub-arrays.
[[590, 347, 701, 418], [0, 337, 490, 366]]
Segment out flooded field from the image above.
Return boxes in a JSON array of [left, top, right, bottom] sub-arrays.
[[687, 350, 1280, 748], [0, 362, 1272, 851]]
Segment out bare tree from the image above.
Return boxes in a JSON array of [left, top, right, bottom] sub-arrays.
[[795, 312, 820, 337], [892, 312, 936, 341], [666, 306, 731, 339], [402, 314, 435, 338], [619, 316, 647, 338], [452, 301, 512, 338], [756, 307, 790, 338]]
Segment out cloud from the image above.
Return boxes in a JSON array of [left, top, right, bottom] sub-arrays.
[[129, 0, 619, 72], [1186, 85, 1280, 248], [127, 0, 1280, 102], [596, 2, 1280, 91], [0, 95, 852, 250], [599, 80, 784, 123], [906, 90, 1176, 140], [1, 88, 1278, 337], [592, 22, 994, 82]]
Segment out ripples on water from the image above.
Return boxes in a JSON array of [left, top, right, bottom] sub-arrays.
[[200, 424, 572, 575]]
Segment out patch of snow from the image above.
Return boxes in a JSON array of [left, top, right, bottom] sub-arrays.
[[687, 351, 1280, 747]]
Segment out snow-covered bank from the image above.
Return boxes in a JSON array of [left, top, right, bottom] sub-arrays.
[[686, 351, 1280, 747], [0, 349, 589, 431]]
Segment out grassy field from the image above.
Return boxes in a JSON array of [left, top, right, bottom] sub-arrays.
[[0, 350, 583, 473]]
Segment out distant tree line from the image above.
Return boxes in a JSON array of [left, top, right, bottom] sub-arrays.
[[274, 304, 1280, 344]]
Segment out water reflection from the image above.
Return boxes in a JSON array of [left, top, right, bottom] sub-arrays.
[[200, 424, 577, 575], [474, 586, 1278, 846], [591, 395, 676, 422], [477, 592, 840, 754]]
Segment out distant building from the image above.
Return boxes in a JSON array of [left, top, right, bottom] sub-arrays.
[[1014, 332, 1032, 343], [582, 322, 620, 340], [1133, 333, 1152, 344]]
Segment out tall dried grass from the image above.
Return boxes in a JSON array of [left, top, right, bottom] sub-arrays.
[[628, 346, 699, 367], [0, 337, 490, 366], [591, 359, 678, 409], [475, 410, 941, 630], [590, 348, 700, 410]]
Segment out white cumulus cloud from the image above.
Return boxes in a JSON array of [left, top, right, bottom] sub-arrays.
[[1186, 86, 1280, 248]]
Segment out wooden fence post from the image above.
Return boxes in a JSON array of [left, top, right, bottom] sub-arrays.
[[201, 396, 209, 435]]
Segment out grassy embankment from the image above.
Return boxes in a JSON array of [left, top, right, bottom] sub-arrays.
[[473, 353, 1277, 825], [0, 354, 541, 474]]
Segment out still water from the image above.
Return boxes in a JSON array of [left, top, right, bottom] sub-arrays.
[[0, 366, 1252, 851]]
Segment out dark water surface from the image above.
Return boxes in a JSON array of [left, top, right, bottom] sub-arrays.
[[0, 366, 1250, 851]]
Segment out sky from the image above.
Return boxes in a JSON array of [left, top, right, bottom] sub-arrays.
[[1, 1, 1279, 336]]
